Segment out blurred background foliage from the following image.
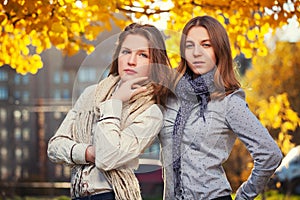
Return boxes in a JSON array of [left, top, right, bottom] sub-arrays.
[[1, 0, 300, 194], [1, 0, 300, 74], [243, 42, 300, 155]]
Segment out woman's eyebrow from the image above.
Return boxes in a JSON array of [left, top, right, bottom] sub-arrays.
[[120, 46, 130, 50], [186, 39, 211, 43], [121, 46, 149, 52], [185, 40, 194, 43], [201, 39, 211, 43]]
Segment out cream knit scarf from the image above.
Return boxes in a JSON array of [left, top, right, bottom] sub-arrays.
[[72, 74, 155, 200]]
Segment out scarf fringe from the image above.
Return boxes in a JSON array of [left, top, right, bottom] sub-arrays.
[[104, 169, 142, 200]]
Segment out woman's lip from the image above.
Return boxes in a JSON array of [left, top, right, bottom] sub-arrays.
[[124, 69, 137, 74], [193, 61, 205, 64], [192, 61, 205, 67]]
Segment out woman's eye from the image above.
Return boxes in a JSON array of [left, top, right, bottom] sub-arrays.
[[186, 43, 194, 49], [139, 53, 149, 58], [121, 50, 131, 54], [202, 43, 211, 48]]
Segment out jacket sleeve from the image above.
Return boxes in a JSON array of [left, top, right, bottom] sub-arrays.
[[47, 86, 96, 165], [94, 99, 163, 171], [225, 92, 283, 200]]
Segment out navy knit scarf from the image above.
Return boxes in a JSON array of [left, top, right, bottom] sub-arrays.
[[172, 69, 215, 198]]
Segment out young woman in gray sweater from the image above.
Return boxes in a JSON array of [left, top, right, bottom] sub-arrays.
[[159, 16, 282, 200]]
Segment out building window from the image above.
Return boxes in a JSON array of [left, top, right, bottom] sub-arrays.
[[23, 128, 30, 141], [54, 72, 61, 84], [78, 68, 97, 83], [22, 109, 30, 122], [0, 108, 7, 123], [0, 87, 8, 100], [22, 75, 29, 84], [0, 129, 7, 141], [0, 147, 8, 161], [14, 91, 21, 99], [1, 166, 8, 180], [15, 147, 22, 162], [15, 165, 22, 179], [14, 128, 22, 141], [13, 110, 22, 124], [23, 147, 29, 160], [62, 89, 70, 99], [62, 72, 70, 84], [53, 111, 62, 119], [53, 89, 61, 99], [64, 166, 71, 178], [0, 71, 8, 81], [14, 74, 21, 85], [22, 91, 30, 102], [23, 169, 29, 179], [55, 165, 62, 177]]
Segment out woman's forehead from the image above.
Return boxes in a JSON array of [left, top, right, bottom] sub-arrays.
[[121, 34, 149, 50]]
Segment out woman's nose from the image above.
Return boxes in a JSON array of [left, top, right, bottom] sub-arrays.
[[128, 54, 137, 66], [193, 44, 203, 56]]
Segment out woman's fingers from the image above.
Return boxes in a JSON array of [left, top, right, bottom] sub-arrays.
[[129, 77, 148, 96], [132, 86, 147, 96], [111, 76, 149, 102], [129, 76, 148, 83], [122, 76, 148, 92]]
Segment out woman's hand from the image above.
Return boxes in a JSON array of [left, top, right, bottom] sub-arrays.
[[111, 76, 148, 102], [85, 145, 95, 163]]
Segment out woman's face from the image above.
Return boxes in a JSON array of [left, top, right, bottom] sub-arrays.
[[118, 34, 151, 83], [185, 26, 216, 76]]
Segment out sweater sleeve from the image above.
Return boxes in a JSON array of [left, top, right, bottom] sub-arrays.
[[47, 85, 96, 165], [225, 91, 283, 200], [94, 99, 163, 171]]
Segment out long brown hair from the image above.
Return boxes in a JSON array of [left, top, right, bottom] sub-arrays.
[[109, 23, 172, 107], [177, 16, 240, 99]]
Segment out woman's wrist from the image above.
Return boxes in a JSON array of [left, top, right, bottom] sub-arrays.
[[85, 145, 95, 163]]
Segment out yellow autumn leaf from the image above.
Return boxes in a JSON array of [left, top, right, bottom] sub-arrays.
[[21, 46, 30, 56], [0, 13, 7, 26], [247, 30, 256, 41], [231, 48, 238, 58], [282, 121, 296, 132], [257, 46, 268, 57], [51, 22, 66, 33], [278, 131, 284, 142], [230, 17, 238, 25], [71, 22, 81, 32], [66, 45, 79, 56], [242, 48, 253, 59], [281, 93, 291, 107], [237, 35, 246, 47], [86, 45, 95, 54], [4, 24, 14, 33], [286, 109, 300, 122], [135, 12, 144, 19], [254, 12, 261, 20]]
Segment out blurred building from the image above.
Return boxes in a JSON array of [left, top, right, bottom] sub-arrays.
[[0, 49, 79, 196]]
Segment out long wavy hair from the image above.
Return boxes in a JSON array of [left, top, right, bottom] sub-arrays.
[[177, 16, 240, 99], [109, 23, 172, 107]]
